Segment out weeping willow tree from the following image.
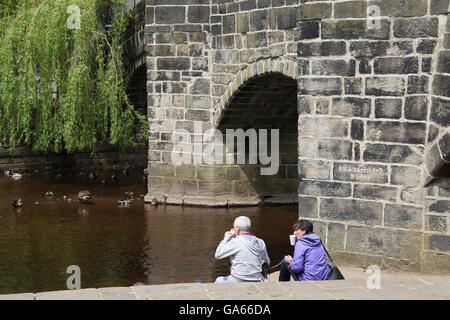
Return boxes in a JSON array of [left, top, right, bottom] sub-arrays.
[[0, 0, 147, 155]]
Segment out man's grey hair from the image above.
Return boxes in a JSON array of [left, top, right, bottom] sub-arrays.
[[234, 216, 251, 232]]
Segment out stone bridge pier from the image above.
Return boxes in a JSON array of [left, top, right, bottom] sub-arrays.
[[139, 0, 450, 272]]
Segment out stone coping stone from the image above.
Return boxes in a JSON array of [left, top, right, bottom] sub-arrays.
[[98, 287, 138, 300], [0, 293, 34, 300], [35, 288, 101, 300]]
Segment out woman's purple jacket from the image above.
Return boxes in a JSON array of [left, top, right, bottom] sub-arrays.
[[289, 233, 330, 281]]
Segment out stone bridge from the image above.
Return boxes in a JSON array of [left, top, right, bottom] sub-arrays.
[[124, 0, 450, 273]]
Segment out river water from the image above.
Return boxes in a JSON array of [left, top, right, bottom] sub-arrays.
[[0, 170, 298, 294]]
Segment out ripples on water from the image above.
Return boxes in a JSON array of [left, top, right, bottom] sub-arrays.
[[0, 170, 298, 294]]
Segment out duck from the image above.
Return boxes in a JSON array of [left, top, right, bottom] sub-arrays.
[[12, 199, 22, 207], [11, 172, 23, 179], [45, 191, 54, 197], [77, 190, 92, 202], [118, 198, 131, 206]]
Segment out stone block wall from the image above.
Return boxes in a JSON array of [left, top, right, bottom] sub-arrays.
[[142, 0, 449, 272], [295, 0, 450, 272]]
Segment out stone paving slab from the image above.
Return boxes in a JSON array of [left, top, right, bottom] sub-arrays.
[[98, 287, 137, 300], [0, 293, 34, 300], [35, 288, 101, 300], [1, 267, 450, 300], [132, 283, 210, 300]]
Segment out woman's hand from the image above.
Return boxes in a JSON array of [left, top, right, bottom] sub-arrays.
[[284, 255, 293, 264]]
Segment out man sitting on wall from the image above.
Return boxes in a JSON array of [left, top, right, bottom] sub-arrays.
[[214, 216, 270, 283]]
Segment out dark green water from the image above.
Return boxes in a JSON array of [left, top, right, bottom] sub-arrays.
[[0, 170, 298, 294]]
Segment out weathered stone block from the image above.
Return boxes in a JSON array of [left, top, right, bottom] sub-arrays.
[[366, 77, 405, 96], [439, 133, 450, 161], [298, 78, 342, 95], [298, 117, 348, 138], [426, 215, 448, 232], [316, 99, 329, 115], [276, 7, 297, 29], [433, 74, 450, 98], [369, 0, 428, 17], [185, 109, 210, 121], [363, 143, 423, 165], [189, 78, 210, 95], [391, 165, 421, 187], [222, 14, 235, 34], [298, 159, 331, 180], [320, 198, 383, 225], [374, 98, 402, 119], [430, 97, 450, 127], [185, 95, 211, 109], [393, 18, 439, 38], [317, 139, 353, 160], [430, 0, 450, 14], [247, 31, 268, 48], [344, 78, 362, 95], [331, 97, 371, 117], [297, 96, 313, 114], [298, 196, 318, 218], [236, 12, 249, 33], [367, 121, 426, 144], [299, 180, 352, 197], [359, 59, 372, 74], [417, 39, 437, 54], [240, 0, 257, 11], [405, 96, 429, 120], [311, 59, 355, 76], [437, 51, 450, 74], [333, 162, 388, 184], [354, 184, 398, 202], [297, 59, 310, 76], [327, 222, 345, 250], [334, 1, 367, 18], [350, 41, 389, 57], [407, 76, 429, 95], [322, 20, 390, 40], [374, 57, 419, 74], [250, 9, 269, 31], [428, 199, 450, 214], [350, 120, 364, 141], [297, 3, 332, 20], [384, 204, 423, 229], [157, 58, 190, 70], [297, 41, 347, 57], [155, 6, 185, 24], [188, 6, 210, 23], [426, 234, 450, 252], [422, 57, 432, 73], [296, 21, 319, 40]]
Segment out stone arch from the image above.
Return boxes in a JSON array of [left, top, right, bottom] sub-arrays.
[[212, 58, 298, 129], [126, 63, 147, 115], [212, 60, 299, 204]]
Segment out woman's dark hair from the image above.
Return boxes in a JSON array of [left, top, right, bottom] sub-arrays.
[[293, 219, 313, 234]]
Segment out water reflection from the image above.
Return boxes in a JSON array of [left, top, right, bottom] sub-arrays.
[[0, 172, 298, 294]]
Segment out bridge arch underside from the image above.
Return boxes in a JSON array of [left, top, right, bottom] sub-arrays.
[[145, 72, 299, 207], [216, 73, 299, 205]]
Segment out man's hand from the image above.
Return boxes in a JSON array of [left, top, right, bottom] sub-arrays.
[[284, 255, 293, 264], [224, 231, 235, 238]]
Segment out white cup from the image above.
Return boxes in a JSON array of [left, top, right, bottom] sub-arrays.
[[289, 234, 296, 246]]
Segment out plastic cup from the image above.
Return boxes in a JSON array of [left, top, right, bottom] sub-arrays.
[[289, 234, 296, 246]]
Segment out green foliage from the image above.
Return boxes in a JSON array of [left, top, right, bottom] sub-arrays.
[[0, 0, 148, 154]]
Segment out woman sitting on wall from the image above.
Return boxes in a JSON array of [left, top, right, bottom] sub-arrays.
[[279, 219, 330, 281]]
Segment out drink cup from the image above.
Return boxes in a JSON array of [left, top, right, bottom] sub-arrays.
[[289, 234, 296, 246]]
